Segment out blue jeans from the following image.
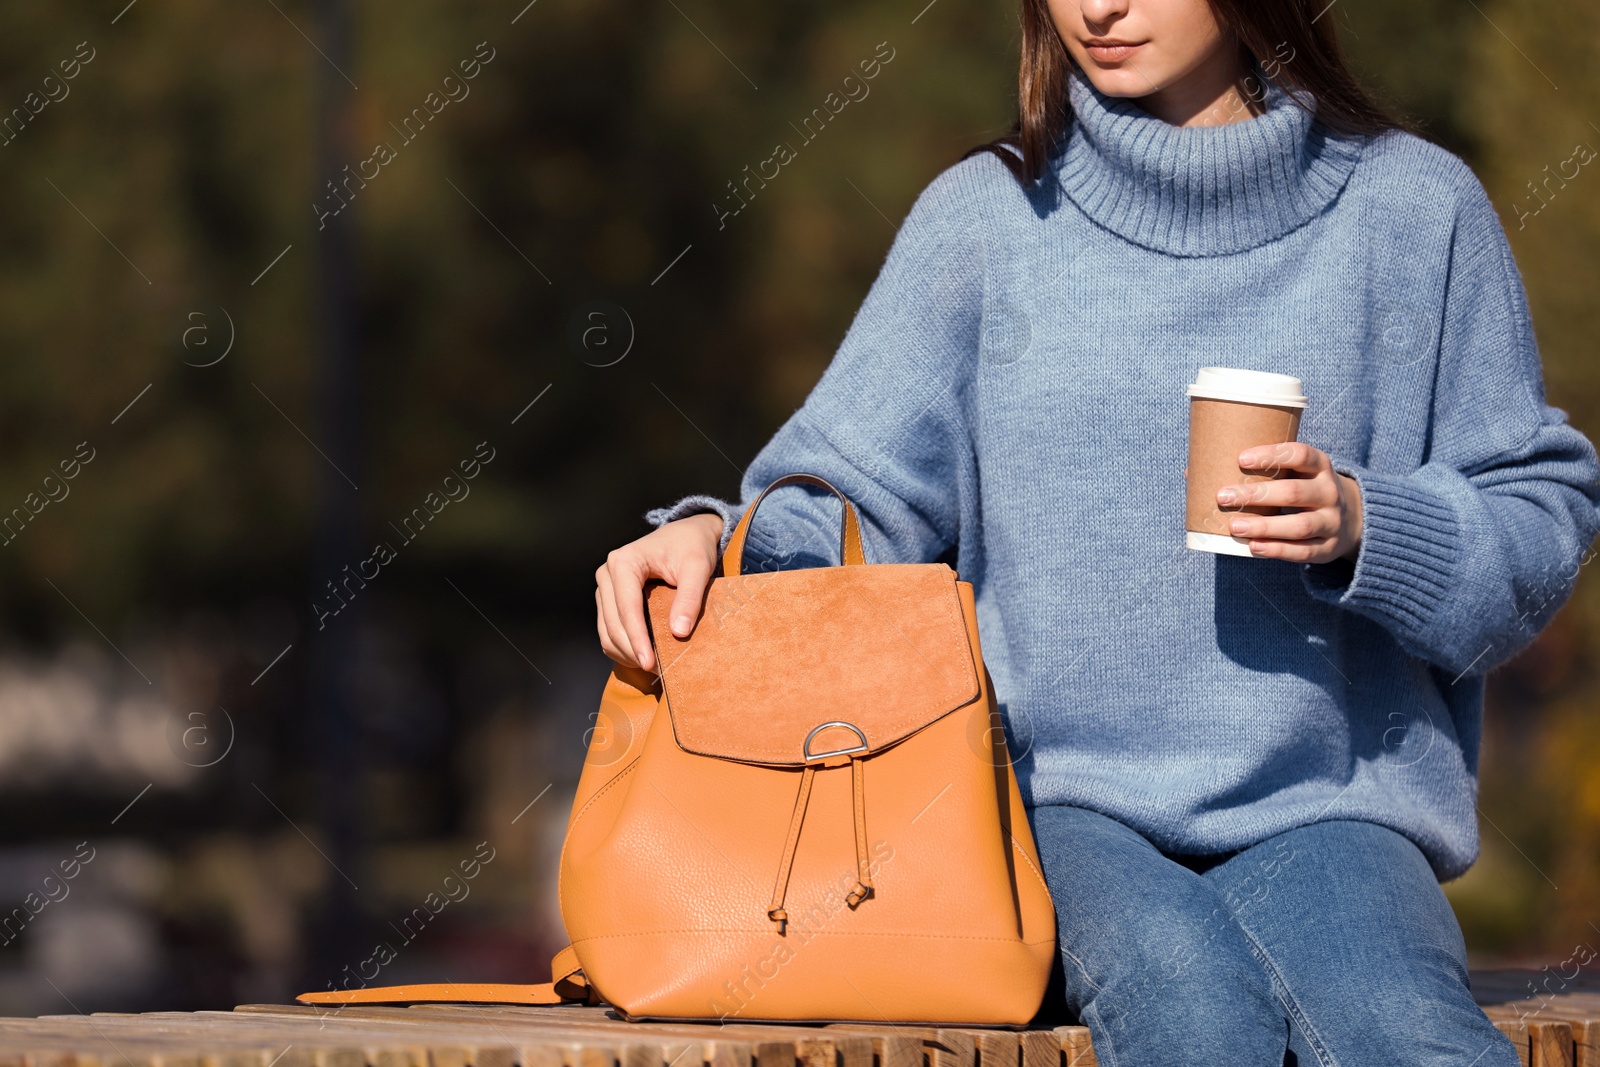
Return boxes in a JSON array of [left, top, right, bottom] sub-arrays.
[[1027, 806, 1521, 1067]]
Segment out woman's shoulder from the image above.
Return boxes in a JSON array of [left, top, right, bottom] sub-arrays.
[[900, 142, 1044, 231], [1348, 128, 1496, 223]]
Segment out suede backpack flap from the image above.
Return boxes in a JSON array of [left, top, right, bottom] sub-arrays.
[[645, 563, 980, 766]]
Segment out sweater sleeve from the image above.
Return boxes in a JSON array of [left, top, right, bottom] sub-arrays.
[[645, 161, 986, 572], [1301, 176, 1600, 678]]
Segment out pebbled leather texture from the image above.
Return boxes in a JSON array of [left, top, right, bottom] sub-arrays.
[[558, 478, 1057, 1024]]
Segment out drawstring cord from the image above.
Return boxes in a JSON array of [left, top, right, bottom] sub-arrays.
[[766, 765, 816, 931], [845, 754, 874, 906], [767, 755, 873, 931]]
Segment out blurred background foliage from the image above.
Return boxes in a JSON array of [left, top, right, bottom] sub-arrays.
[[0, 0, 1592, 1012]]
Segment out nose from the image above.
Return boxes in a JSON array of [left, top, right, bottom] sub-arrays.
[[1079, 0, 1130, 28]]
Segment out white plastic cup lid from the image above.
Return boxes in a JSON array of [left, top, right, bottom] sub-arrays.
[[1186, 367, 1307, 408]]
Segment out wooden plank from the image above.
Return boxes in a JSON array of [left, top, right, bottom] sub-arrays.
[[0, 1027, 361, 1061], [0, 1039, 304, 1067], [0, 1037, 689, 1067], [16, 972, 1600, 1067], [817, 1030, 917, 1067], [432, 1049, 514, 1067], [751, 1044, 788, 1067], [402, 1009, 760, 1067], [281, 1000, 769, 1067], [225, 1005, 654, 1067], [1484, 1002, 1600, 1066], [30, 1055, 110, 1067], [358, 1004, 769, 1067], [1016, 1033, 1059, 1067], [702, 1041, 747, 1067], [820, 1024, 971, 1067], [0, 1026, 267, 1049], [1482, 1015, 1583, 1067], [0, 1011, 561, 1067], [734, 1043, 789, 1067], [205, 1050, 277, 1067], [129, 1012, 548, 1065], [1496, 1019, 1533, 1067], [154, 1054, 203, 1067], [876, 1037, 922, 1067], [1531, 1022, 1576, 1067], [800, 1036, 872, 1067], [927, 1030, 975, 1067], [1571, 1018, 1600, 1067], [1579, 1022, 1600, 1067], [794, 1037, 833, 1067], [372, 1048, 428, 1067], [1049, 1029, 1094, 1067], [968, 1032, 1017, 1067]]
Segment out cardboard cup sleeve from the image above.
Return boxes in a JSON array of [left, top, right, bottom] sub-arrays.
[[1185, 368, 1307, 557]]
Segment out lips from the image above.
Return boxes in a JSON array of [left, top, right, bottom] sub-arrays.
[[1082, 39, 1144, 63]]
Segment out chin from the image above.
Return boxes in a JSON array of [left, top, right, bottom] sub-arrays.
[[1074, 65, 1161, 99]]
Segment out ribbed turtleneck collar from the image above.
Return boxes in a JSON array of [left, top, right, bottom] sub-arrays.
[[1053, 66, 1365, 256]]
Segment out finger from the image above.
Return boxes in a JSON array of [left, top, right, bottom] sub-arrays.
[[1226, 510, 1337, 543], [666, 553, 715, 638], [596, 567, 641, 669], [1216, 475, 1335, 511], [608, 553, 656, 673], [598, 564, 645, 671], [595, 586, 628, 665], [1238, 441, 1326, 476], [1243, 535, 1341, 564]]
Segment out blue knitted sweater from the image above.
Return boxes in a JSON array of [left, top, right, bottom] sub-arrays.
[[647, 68, 1600, 880]]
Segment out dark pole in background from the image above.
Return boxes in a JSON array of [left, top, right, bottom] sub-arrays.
[[309, 0, 364, 983]]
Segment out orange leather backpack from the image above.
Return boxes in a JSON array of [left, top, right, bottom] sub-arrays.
[[302, 473, 1056, 1025]]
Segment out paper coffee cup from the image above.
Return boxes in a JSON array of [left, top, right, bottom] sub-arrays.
[[1185, 368, 1307, 557]]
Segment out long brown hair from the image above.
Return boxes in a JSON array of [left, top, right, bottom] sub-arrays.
[[968, 0, 1406, 186]]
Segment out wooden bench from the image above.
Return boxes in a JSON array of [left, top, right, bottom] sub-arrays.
[[0, 969, 1591, 1067]]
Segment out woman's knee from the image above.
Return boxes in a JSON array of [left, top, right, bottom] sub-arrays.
[[1295, 983, 1521, 1067], [1029, 808, 1290, 1064], [1206, 821, 1516, 1066], [1064, 910, 1288, 1067], [1056, 878, 1286, 1061], [1209, 821, 1472, 980], [1071, 913, 1247, 1017]]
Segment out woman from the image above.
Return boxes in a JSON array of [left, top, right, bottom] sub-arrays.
[[595, 0, 1600, 1062]]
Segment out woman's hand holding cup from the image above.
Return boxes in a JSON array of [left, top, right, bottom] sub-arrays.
[[1217, 442, 1363, 563]]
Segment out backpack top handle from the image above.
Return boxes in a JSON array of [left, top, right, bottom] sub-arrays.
[[719, 472, 868, 577]]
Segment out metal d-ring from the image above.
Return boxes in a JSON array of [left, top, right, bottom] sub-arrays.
[[803, 720, 869, 761]]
